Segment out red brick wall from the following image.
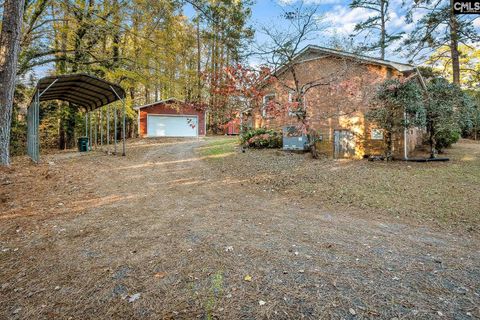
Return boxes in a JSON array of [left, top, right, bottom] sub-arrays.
[[253, 55, 412, 158], [138, 102, 206, 137]]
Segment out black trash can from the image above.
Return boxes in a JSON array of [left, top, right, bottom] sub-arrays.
[[78, 137, 89, 152]]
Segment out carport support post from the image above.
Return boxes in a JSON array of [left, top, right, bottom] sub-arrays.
[[110, 86, 125, 156], [122, 98, 126, 156], [94, 112, 98, 150], [85, 112, 88, 152], [100, 108, 103, 147], [114, 104, 117, 155], [32, 91, 40, 162], [107, 105, 110, 153], [89, 112, 93, 151]]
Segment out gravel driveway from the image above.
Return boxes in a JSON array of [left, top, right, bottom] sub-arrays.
[[0, 137, 478, 319]]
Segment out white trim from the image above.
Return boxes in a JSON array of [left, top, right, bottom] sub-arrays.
[[134, 97, 184, 110], [262, 94, 275, 118], [288, 91, 305, 117], [137, 108, 140, 136], [288, 91, 294, 103], [204, 110, 207, 136], [146, 114, 199, 137], [370, 128, 384, 140]]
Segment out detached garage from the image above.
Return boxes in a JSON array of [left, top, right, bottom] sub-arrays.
[[135, 98, 206, 137]]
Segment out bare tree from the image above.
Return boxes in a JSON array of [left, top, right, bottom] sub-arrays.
[[0, 0, 26, 166], [253, 2, 362, 133]]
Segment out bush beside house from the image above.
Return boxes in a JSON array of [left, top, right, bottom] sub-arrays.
[[240, 128, 282, 148]]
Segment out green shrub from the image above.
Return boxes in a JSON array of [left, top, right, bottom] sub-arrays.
[[240, 128, 282, 148], [435, 129, 461, 151]]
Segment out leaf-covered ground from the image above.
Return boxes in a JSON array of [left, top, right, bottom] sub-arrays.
[[0, 137, 478, 319], [209, 138, 480, 232]]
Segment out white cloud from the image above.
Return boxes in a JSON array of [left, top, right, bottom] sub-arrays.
[[474, 18, 480, 28], [322, 5, 375, 35], [321, 4, 414, 36]]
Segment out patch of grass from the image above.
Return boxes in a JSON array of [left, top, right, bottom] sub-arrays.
[[212, 140, 480, 230], [198, 138, 238, 158], [205, 270, 224, 320]]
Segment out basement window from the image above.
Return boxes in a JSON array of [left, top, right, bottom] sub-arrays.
[[371, 129, 384, 140]]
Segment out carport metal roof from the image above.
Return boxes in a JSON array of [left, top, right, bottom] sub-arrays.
[[33, 73, 126, 111], [27, 73, 127, 163]]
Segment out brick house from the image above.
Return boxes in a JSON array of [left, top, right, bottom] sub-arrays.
[[251, 45, 423, 159]]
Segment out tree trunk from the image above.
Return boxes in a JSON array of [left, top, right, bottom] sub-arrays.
[[380, 0, 386, 60], [196, 12, 202, 101], [0, 0, 26, 166], [449, 0, 460, 85], [428, 123, 437, 158], [385, 130, 393, 161]]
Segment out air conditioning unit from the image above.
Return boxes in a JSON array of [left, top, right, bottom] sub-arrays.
[[282, 126, 309, 151]]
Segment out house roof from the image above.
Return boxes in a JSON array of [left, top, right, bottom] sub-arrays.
[[31, 73, 125, 111], [133, 97, 184, 110], [276, 45, 415, 75]]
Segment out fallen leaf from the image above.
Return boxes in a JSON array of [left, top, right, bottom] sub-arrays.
[[244, 275, 252, 282], [128, 293, 141, 302], [154, 272, 167, 279]]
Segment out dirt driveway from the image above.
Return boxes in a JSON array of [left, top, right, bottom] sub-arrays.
[[0, 137, 479, 319]]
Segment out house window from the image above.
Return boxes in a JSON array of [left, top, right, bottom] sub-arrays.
[[288, 91, 294, 103], [262, 94, 275, 118], [288, 91, 304, 116], [371, 129, 384, 140]]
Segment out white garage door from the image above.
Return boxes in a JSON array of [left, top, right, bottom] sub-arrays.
[[147, 115, 198, 137]]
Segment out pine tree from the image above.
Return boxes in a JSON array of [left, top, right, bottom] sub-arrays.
[[403, 0, 479, 85], [349, 0, 403, 59]]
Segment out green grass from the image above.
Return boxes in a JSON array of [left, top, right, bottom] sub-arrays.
[[198, 138, 238, 158], [205, 270, 224, 320]]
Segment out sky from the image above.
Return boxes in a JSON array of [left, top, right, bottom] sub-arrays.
[[242, 0, 480, 64], [248, 0, 414, 63]]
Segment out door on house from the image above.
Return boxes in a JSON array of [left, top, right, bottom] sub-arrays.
[[334, 130, 356, 158]]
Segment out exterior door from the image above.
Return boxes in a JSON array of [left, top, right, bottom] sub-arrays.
[[147, 115, 198, 137], [334, 130, 356, 158]]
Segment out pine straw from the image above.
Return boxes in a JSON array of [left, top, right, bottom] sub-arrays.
[[0, 137, 479, 319]]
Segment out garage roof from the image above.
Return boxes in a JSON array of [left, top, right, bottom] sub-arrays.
[[33, 73, 126, 111]]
